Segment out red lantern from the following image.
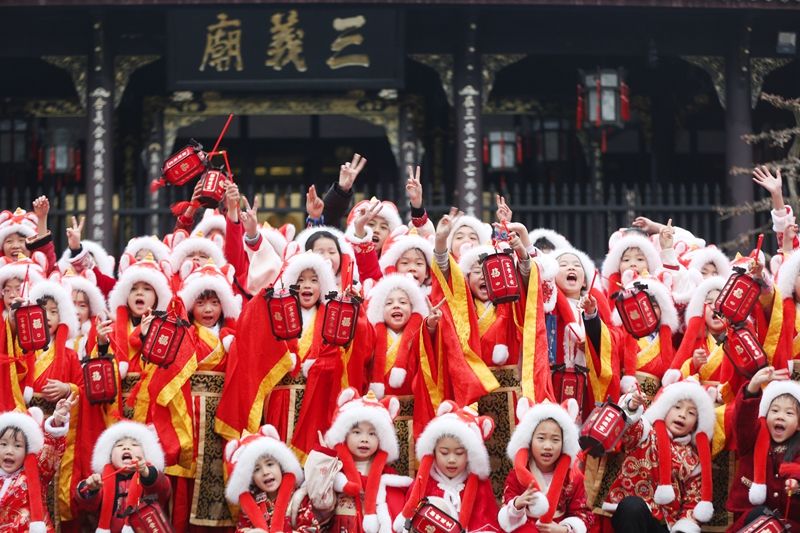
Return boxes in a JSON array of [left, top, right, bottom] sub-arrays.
[[141, 310, 189, 368], [321, 291, 361, 347], [197, 169, 231, 208], [551, 365, 587, 417], [480, 249, 521, 304], [126, 502, 174, 533], [265, 285, 303, 340], [12, 301, 50, 352], [158, 143, 207, 188], [723, 324, 767, 378], [82, 355, 118, 405], [715, 267, 762, 325], [736, 512, 789, 533], [614, 283, 658, 338], [409, 500, 463, 533], [579, 402, 628, 457]]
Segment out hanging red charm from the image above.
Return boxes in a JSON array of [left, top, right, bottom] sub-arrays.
[[576, 84, 584, 131], [482, 137, 489, 165], [620, 82, 630, 122], [579, 402, 628, 457], [82, 355, 118, 404], [74, 147, 82, 182], [595, 75, 602, 127], [516, 135, 523, 165]]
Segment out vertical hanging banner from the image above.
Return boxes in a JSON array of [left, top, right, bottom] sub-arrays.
[[454, 14, 482, 218], [167, 8, 404, 90]]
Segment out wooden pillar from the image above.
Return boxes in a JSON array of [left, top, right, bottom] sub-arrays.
[[86, 12, 114, 250], [725, 20, 754, 244], [144, 107, 165, 236], [454, 11, 483, 218]]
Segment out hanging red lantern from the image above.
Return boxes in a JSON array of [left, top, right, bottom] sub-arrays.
[[620, 81, 630, 122], [515, 135, 523, 165], [735, 512, 788, 533], [715, 267, 762, 325], [551, 364, 587, 415], [197, 168, 231, 208], [265, 285, 303, 340], [480, 248, 521, 304], [37, 147, 44, 182], [321, 291, 361, 347], [576, 84, 584, 131], [482, 137, 489, 165], [12, 301, 49, 352], [142, 308, 189, 368], [82, 355, 118, 404], [579, 402, 628, 457], [408, 500, 463, 533], [126, 502, 173, 533], [151, 142, 208, 192], [614, 282, 659, 338], [723, 324, 767, 378], [74, 147, 82, 183]]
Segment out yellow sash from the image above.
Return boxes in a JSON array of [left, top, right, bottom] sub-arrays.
[[195, 323, 225, 370], [384, 332, 401, 373], [636, 336, 661, 370]]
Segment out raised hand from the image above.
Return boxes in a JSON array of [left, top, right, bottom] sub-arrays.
[[692, 348, 708, 370], [496, 194, 513, 224], [579, 294, 597, 316], [434, 207, 462, 251], [514, 483, 542, 510], [224, 181, 241, 222], [659, 218, 674, 250], [97, 318, 113, 345], [626, 390, 648, 411], [32, 196, 50, 234], [753, 165, 783, 197], [240, 196, 260, 238], [406, 165, 423, 209], [747, 366, 789, 394], [338, 153, 367, 192], [140, 308, 155, 336], [53, 391, 78, 426], [66, 216, 85, 250], [306, 185, 324, 220], [353, 199, 383, 238], [84, 472, 103, 491], [425, 298, 445, 332], [42, 379, 71, 402], [631, 216, 663, 235]]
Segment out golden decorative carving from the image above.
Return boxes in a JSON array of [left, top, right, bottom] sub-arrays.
[[114, 55, 160, 108], [23, 99, 84, 117], [482, 53, 526, 105], [410, 53, 454, 106], [41, 55, 88, 109]]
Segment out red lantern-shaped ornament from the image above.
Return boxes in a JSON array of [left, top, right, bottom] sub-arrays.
[[480, 249, 521, 304], [579, 402, 628, 457], [12, 301, 50, 352], [735, 511, 788, 533], [126, 502, 174, 533], [142, 310, 189, 368], [321, 291, 361, 347], [614, 282, 658, 338], [82, 355, 118, 405], [409, 500, 463, 533], [265, 285, 303, 340], [723, 324, 767, 378], [715, 266, 762, 325], [158, 142, 207, 187], [197, 168, 231, 208], [552, 364, 587, 418]]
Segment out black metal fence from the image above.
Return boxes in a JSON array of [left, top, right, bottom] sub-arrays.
[[0, 178, 727, 262]]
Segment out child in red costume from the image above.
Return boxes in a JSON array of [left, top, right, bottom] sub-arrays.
[[378, 230, 434, 289], [325, 388, 412, 533], [77, 420, 172, 533], [728, 368, 800, 530], [0, 396, 74, 532], [499, 399, 592, 533], [346, 197, 404, 282], [58, 216, 116, 296], [0, 198, 57, 273], [224, 424, 332, 532], [603, 378, 716, 533], [395, 401, 500, 532]]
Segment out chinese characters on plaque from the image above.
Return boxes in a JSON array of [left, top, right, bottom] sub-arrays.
[[168, 8, 402, 90]]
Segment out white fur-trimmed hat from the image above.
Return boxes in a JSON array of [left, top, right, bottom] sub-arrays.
[[508, 399, 580, 464], [193, 209, 226, 240], [61, 270, 108, 319], [0, 260, 45, 295], [108, 258, 172, 312], [415, 401, 494, 479], [601, 233, 662, 288], [457, 244, 496, 276], [280, 251, 338, 298], [529, 228, 570, 251], [91, 420, 166, 473], [29, 279, 79, 338], [777, 250, 800, 300], [295, 225, 356, 261], [325, 388, 400, 462], [178, 261, 242, 320], [0, 407, 45, 454], [684, 276, 726, 324], [686, 247, 731, 279], [553, 247, 599, 292], [120, 236, 172, 273], [224, 424, 304, 504], [378, 233, 434, 275], [169, 235, 227, 276], [0, 208, 38, 246], [347, 199, 404, 233], [365, 273, 429, 325], [446, 216, 493, 254], [644, 379, 716, 442], [57, 240, 115, 278]]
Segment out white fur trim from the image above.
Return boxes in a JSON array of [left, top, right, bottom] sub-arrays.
[[644, 380, 715, 442], [416, 413, 492, 479], [670, 518, 701, 533], [178, 268, 242, 320], [601, 502, 618, 513], [379, 235, 434, 274], [302, 358, 315, 378], [363, 513, 379, 533], [777, 250, 800, 299], [348, 200, 404, 233], [458, 245, 498, 276], [620, 376, 638, 394], [759, 380, 800, 417], [661, 369, 683, 388], [559, 516, 588, 533], [169, 236, 226, 272], [29, 522, 47, 533], [529, 229, 570, 251], [498, 501, 526, 532], [601, 233, 662, 288], [692, 500, 714, 523], [654, 484, 675, 505], [193, 211, 226, 239], [44, 415, 69, 437], [0, 410, 44, 453], [62, 275, 108, 318], [345, 224, 374, 245], [222, 335, 234, 353], [23, 386, 33, 404], [225, 433, 304, 504], [95, 528, 112, 533], [333, 472, 348, 493], [749, 483, 767, 505], [492, 344, 509, 365], [108, 262, 172, 312], [118, 361, 129, 379], [535, 252, 560, 282], [684, 276, 725, 323], [0, 222, 36, 247], [280, 251, 338, 298], [507, 400, 579, 463], [446, 216, 493, 252], [686, 247, 731, 279], [393, 513, 407, 533], [528, 491, 549, 518], [91, 421, 165, 473], [123, 236, 172, 264], [369, 382, 385, 400], [325, 398, 400, 462], [0, 262, 44, 293], [388, 368, 407, 389], [553, 248, 598, 291], [28, 280, 80, 338], [381, 473, 413, 488], [58, 240, 115, 277], [121, 526, 134, 533], [295, 226, 357, 264], [366, 273, 429, 325]]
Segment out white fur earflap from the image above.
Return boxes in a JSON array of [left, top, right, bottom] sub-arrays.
[[92, 421, 165, 473], [601, 233, 662, 286], [446, 216, 493, 254], [654, 484, 676, 505], [528, 491, 550, 518], [169, 236, 226, 273], [279, 251, 338, 298], [670, 518, 701, 533], [325, 388, 400, 462], [62, 274, 108, 319], [683, 276, 725, 323], [644, 380, 715, 443], [457, 245, 497, 276], [492, 344, 509, 365], [388, 368, 407, 389], [759, 380, 800, 417], [193, 210, 226, 240], [29, 279, 80, 338], [0, 409, 45, 453], [692, 500, 714, 523], [749, 483, 767, 505], [529, 228, 570, 251], [686, 247, 731, 279], [122, 236, 172, 266], [620, 375, 638, 395], [107, 261, 172, 312], [378, 234, 434, 274], [777, 251, 800, 300], [553, 247, 598, 291], [178, 264, 242, 320], [365, 273, 429, 325], [58, 240, 116, 277], [508, 398, 580, 463]]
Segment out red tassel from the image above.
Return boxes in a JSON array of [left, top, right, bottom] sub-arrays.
[[499, 136, 506, 168], [74, 147, 82, 182], [482, 137, 489, 165], [49, 146, 56, 174], [170, 201, 199, 217], [601, 130, 608, 153], [576, 84, 584, 131], [595, 76, 602, 127], [37, 147, 43, 182], [620, 82, 630, 122], [150, 178, 166, 193], [516, 135, 523, 165]]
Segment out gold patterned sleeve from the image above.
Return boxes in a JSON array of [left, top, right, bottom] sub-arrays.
[[680, 467, 704, 519], [37, 430, 67, 483]]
